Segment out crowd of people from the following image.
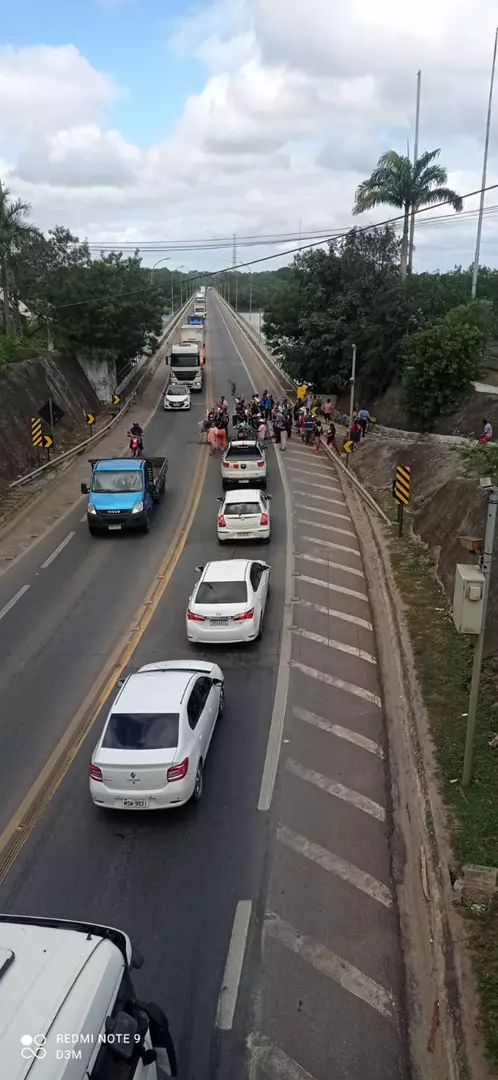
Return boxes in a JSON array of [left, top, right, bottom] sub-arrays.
[[200, 387, 372, 456]]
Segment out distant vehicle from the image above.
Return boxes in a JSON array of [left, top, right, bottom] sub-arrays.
[[164, 382, 191, 410], [221, 440, 267, 490], [187, 314, 204, 326], [180, 323, 203, 348], [89, 660, 225, 810], [217, 489, 272, 543], [169, 342, 203, 390], [81, 457, 167, 535], [0, 913, 177, 1079], [186, 559, 271, 644]]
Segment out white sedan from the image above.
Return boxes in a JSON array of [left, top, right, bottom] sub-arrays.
[[164, 382, 191, 410], [89, 660, 224, 810], [217, 489, 272, 543], [186, 558, 271, 644]]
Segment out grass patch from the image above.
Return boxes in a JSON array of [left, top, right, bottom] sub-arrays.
[[376, 490, 498, 1067], [459, 442, 498, 485]]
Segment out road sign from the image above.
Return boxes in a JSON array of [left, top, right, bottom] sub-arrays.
[[343, 439, 353, 454], [42, 434, 53, 449], [39, 399, 64, 426], [85, 412, 96, 425], [394, 465, 411, 506], [112, 394, 120, 406], [31, 417, 43, 447]]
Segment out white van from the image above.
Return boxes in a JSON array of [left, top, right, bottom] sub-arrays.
[[0, 914, 176, 1079]]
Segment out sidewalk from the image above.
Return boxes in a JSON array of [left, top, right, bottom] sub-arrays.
[[0, 350, 170, 573]]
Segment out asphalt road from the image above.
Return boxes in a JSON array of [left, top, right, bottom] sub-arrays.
[[0, 294, 287, 1080], [0, 293, 411, 1080]]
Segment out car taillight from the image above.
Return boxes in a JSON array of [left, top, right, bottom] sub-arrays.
[[232, 463, 239, 469], [233, 608, 255, 621], [167, 758, 189, 782], [218, 515, 226, 527], [260, 513, 268, 525], [90, 763, 103, 782], [222, 462, 230, 469], [187, 609, 206, 621], [257, 460, 264, 467]]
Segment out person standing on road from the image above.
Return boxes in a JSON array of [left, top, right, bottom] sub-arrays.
[[349, 417, 362, 449], [304, 411, 315, 445], [358, 407, 371, 438], [326, 420, 340, 454], [274, 409, 287, 450], [312, 416, 323, 454]]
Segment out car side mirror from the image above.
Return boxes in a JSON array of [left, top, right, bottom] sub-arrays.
[[194, 565, 204, 572], [130, 946, 144, 970], [81, 482, 89, 495], [212, 678, 223, 687], [266, 494, 273, 499], [261, 564, 271, 571], [216, 497, 223, 502]]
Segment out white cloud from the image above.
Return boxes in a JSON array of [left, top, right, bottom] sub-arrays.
[[2, 6, 498, 273]]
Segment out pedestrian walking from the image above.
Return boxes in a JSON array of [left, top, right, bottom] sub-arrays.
[[304, 411, 315, 445], [349, 417, 362, 449], [326, 421, 340, 454], [274, 409, 287, 450], [323, 398, 333, 419], [357, 407, 371, 438], [312, 417, 323, 453]]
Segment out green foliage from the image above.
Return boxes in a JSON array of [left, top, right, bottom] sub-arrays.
[[459, 441, 498, 484], [402, 309, 483, 427], [0, 333, 47, 369]]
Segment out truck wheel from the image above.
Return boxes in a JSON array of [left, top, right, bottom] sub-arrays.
[[88, 525, 98, 537], [141, 514, 151, 534]]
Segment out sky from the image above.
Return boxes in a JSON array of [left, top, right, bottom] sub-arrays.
[[1, 0, 498, 277]]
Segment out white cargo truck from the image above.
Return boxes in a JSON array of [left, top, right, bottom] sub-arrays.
[[170, 341, 203, 390]]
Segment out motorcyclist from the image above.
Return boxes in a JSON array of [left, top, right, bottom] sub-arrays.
[[128, 422, 143, 452]]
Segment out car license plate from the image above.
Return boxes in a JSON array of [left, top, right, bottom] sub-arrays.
[[108, 524, 122, 530], [210, 618, 228, 625], [240, 478, 249, 484], [123, 798, 149, 808], [236, 531, 251, 537]]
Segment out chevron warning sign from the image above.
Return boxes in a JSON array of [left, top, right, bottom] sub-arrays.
[[31, 417, 43, 447], [394, 465, 411, 506]]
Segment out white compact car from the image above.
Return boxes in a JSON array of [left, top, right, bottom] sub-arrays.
[[186, 559, 270, 644], [164, 382, 191, 410], [89, 660, 224, 810], [217, 489, 272, 543], [221, 440, 267, 490]]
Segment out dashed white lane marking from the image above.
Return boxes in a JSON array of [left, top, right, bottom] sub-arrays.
[[295, 552, 365, 578], [278, 825, 392, 906], [295, 502, 351, 522], [217, 900, 252, 1030], [293, 596, 373, 630], [297, 519, 357, 539], [80, 513, 88, 523], [292, 488, 346, 508], [0, 584, 30, 622], [291, 626, 377, 665], [292, 661, 382, 708], [300, 535, 363, 559], [286, 759, 386, 821], [293, 705, 383, 758], [289, 477, 342, 495], [41, 531, 76, 569], [296, 574, 368, 602], [265, 913, 395, 1019], [247, 1035, 317, 1080], [288, 467, 341, 485]]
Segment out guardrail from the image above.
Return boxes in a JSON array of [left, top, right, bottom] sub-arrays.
[[9, 298, 192, 490]]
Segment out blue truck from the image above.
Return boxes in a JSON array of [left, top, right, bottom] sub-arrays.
[[81, 456, 167, 535], [187, 314, 204, 326]]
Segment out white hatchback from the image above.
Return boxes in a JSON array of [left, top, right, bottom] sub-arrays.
[[164, 382, 191, 410], [186, 559, 271, 644], [221, 440, 267, 490], [217, 489, 272, 543], [89, 660, 224, 810]]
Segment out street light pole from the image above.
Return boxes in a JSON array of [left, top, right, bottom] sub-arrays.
[[150, 256, 170, 285], [170, 265, 184, 315], [462, 484, 498, 786], [349, 344, 357, 429], [471, 27, 498, 300], [249, 269, 253, 323]]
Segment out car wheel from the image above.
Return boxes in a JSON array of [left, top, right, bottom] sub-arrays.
[[257, 612, 264, 639], [218, 686, 225, 718], [193, 761, 203, 802], [141, 513, 151, 534], [260, 479, 267, 490], [261, 533, 270, 544], [88, 525, 98, 536], [217, 536, 226, 544], [222, 480, 229, 490]]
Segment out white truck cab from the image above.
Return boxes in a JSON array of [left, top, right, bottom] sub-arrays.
[[0, 914, 176, 1079]]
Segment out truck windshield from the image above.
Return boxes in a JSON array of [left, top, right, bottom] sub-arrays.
[[171, 356, 200, 368], [92, 470, 143, 493]]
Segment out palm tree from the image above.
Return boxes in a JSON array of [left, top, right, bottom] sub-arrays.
[[0, 181, 38, 336], [352, 149, 463, 281]]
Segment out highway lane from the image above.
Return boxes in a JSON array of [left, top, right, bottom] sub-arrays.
[[0, 295, 287, 1080], [0, 351, 210, 834]]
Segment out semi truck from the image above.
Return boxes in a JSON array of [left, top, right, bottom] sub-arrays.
[[180, 323, 203, 348], [170, 341, 203, 389], [81, 456, 168, 534]]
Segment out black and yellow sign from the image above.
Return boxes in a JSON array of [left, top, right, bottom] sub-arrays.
[[112, 394, 120, 406], [85, 412, 96, 425], [343, 439, 353, 454], [31, 417, 43, 446], [394, 464, 411, 505], [42, 434, 53, 449]]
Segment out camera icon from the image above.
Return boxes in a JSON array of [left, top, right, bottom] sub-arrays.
[[21, 1034, 47, 1059]]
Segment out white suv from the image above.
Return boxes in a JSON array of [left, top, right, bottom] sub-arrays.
[[221, 440, 267, 490]]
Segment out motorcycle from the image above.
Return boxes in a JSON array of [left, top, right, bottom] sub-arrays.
[[128, 433, 142, 458]]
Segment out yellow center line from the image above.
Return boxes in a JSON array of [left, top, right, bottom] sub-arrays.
[[0, 336, 213, 886]]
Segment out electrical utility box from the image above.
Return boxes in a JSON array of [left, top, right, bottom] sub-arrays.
[[452, 564, 486, 635]]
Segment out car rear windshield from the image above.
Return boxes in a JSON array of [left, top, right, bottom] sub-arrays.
[[225, 502, 261, 516], [196, 581, 248, 604], [92, 470, 142, 493], [103, 713, 179, 750], [226, 445, 262, 460], [169, 387, 188, 395]]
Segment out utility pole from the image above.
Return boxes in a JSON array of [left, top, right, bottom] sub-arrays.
[[462, 484, 498, 785], [235, 274, 238, 312], [471, 27, 498, 300], [232, 233, 237, 270], [249, 269, 253, 322], [408, 70, 421, 273], [349, 345, 357, 429]]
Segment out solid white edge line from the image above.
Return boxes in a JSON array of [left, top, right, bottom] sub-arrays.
[[277, 824, 392, 906], [217, 900, 252, 1031], [214, 301, 294, 815], [0, 584, 30, 622], [40, 531, 76, 569]]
